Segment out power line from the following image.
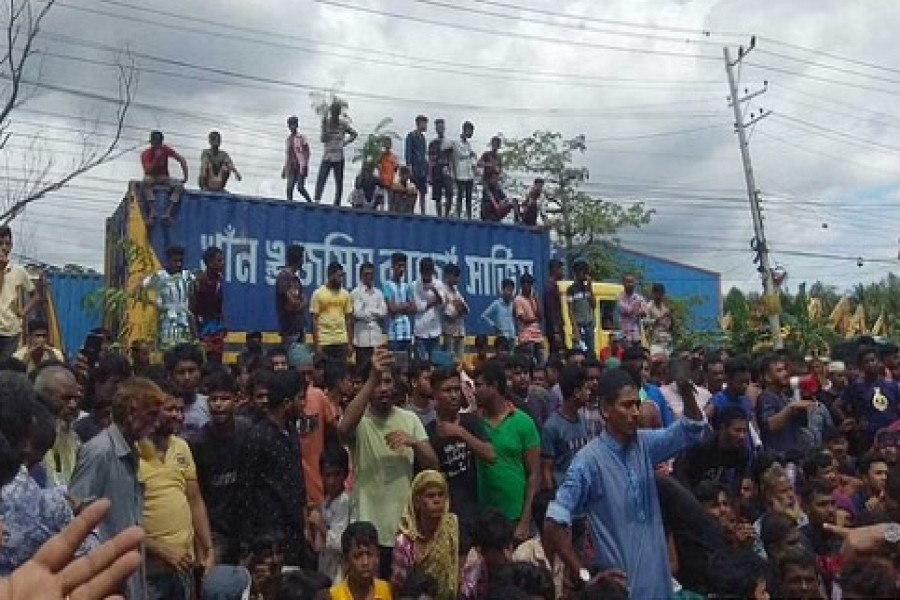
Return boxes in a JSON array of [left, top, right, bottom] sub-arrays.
[[38, 44, 725, 119], [771, 113, 900, 155], [55, 2, 723, 91], [757, 35, 900, 78], [312, 0, 722, 61], [743, 61, 900, 97], [470, 0, 746, 38], [585, 123, 728, 142], [755, 48, 900, 87], [405, 0, 726, 48], [756, 131, 900, 177]]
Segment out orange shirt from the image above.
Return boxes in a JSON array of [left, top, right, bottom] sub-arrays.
[[300, 385, 337, 506], [379, 151, 398, 187]]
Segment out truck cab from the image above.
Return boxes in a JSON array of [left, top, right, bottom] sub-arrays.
[[557, 280, 623, 354]]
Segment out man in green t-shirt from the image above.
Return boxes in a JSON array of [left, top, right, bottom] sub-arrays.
[[337, 348, 439, 578], [476, 359, 541, 544]]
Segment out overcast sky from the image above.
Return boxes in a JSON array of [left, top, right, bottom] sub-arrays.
[[7, 0, 900, 293]]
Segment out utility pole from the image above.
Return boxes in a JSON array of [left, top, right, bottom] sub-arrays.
[[724, 37, 783, 349]]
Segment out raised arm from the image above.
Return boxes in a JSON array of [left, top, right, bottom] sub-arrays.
[[344, 125, 358, 146], [338, 348, 390, 440]]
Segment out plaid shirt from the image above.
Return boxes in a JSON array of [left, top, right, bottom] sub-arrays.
[[383, 280, 413, 342]]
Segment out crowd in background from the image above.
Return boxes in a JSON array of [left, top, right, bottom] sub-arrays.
[[2, 206, 900, 599]]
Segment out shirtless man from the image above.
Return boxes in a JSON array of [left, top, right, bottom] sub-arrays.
[[199, 131, 241, 192]]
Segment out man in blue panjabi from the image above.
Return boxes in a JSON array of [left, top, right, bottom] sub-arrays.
[[544, 368, 708, 599]]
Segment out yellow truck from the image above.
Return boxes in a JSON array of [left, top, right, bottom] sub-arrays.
[[557, 280, 624, 354]]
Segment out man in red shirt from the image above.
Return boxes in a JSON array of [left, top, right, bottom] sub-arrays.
[[140, 130, 189, 228]]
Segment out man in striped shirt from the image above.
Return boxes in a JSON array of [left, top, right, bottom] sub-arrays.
[[383, 252, 415, 353], [144, 245, 196, 349]]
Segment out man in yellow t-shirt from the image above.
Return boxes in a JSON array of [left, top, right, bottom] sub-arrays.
[[139, 391, 214, 600], [311, 261, 354, 361]]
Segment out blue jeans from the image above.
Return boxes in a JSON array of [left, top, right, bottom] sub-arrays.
[[576, 323, 596, 354], [388, 339, 411, 353], [147, 569, 193, 600], [415, 337, 440, 361], [315, 159, 345, 206]]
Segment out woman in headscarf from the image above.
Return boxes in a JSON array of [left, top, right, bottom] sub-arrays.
[[390, 469, 459, 599]]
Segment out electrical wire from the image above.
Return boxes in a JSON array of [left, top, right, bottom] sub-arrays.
[[311, 0, 722, 61]]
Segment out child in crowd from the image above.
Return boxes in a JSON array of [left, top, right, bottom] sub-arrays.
[[511, 489, 564, 599], [276, 570, 331, 600], [396, 566, 438, 600], [461, 509, 515, 600], [329, 521, 392, 600], [318, 447, 351, 583]]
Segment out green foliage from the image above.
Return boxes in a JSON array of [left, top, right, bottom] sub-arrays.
[[83, 239, 155, 346], [502, 131, 654, 275], [851, 273, 900, 338], [721, 287, 767, 354], [779, 282, 838, 355], [667, 294, 723, 349], [352, 117, 401, 167]]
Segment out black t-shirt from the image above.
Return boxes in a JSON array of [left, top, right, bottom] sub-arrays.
[[656, 475, 728, 594], [426, 413, 488, 527], [674, 437, 750, 491], [275, 268, 304, 338], [185, 418, 249, 538]]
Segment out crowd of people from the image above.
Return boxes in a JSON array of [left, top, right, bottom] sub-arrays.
[[137, 102, 547, 228], [3, 208, 900, 599]]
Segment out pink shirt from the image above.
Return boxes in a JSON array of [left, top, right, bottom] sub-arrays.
[[286, 133, 309, 170], [514, 294, 543, 344]]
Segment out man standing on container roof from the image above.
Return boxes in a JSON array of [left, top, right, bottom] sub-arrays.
[[405, 115, 429, 215], [140, 130, 189, 228], [283, 116, 312, 202], [452, 121, 477, 219], [428, 118, 454, 218]]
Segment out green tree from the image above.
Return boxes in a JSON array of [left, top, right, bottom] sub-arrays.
[[780, 283, 837, 355], [502, 131, 653, 275], [352, 117, 401, 168], [852, 273, 900, 337], [721, 287, 767, 354]]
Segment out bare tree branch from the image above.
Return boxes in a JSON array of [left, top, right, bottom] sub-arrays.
[[0, 1, 138, 225], [0, 0, 53, 126]]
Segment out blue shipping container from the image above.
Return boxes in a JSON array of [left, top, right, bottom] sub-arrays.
[[46, 272, 104, 356], [107, 188, 552, 338], [614, 247, 722, 331]]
